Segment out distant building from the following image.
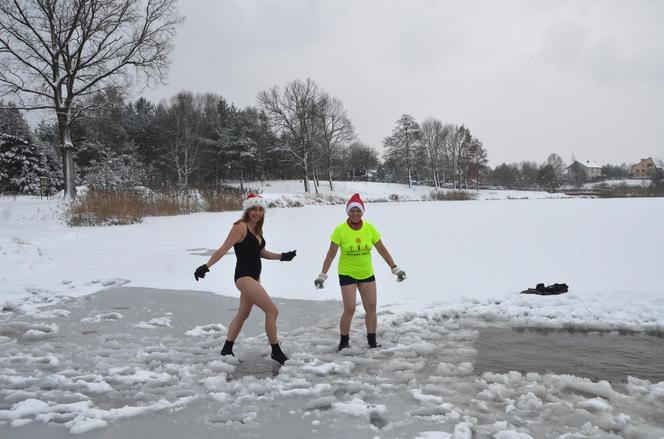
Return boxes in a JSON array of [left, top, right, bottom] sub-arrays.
[[630, 157, 664, 179], [566, 160, 602, 182]]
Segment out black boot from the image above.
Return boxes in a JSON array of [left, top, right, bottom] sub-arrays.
[[270, 343, 289, 365], [338, 334, 350, 351], [220, 340, 235, 356], [367, 333, 381, 348]]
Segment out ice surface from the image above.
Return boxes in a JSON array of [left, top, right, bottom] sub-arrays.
[[0, 287, 662, 437]]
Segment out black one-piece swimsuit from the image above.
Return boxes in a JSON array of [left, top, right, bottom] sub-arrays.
[[233, 229, 266, 282]]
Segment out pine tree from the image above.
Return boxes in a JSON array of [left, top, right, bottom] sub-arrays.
[[0, 133, 52, 193]]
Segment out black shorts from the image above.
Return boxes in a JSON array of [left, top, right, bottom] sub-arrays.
[[339, 274, 376, 286]]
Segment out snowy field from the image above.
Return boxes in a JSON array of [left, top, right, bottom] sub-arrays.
[[1, 188, 664, 437]]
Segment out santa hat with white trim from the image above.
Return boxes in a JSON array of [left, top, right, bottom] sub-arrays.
[[345, 193, 365, 214], [243, 193, 268, 212]]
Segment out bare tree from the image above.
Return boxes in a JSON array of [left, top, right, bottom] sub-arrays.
[[258, 78, 324, 193], [0, 0, 183, 197], [546, 153, 566, 181], [420, 117, 449, 188], [161, 92, 204, 190], [317, 94, 354, 191], [383, 114, 420, 188], [444, 124, 464, 188]]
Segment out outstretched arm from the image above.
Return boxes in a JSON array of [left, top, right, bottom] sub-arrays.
[[260, 249, 282, 260], [321, 242, 339, 274], [373, 239, 396, 268], [206, 223, 245, 268]]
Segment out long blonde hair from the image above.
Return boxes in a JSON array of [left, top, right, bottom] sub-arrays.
[[233, 208, 264, 237]]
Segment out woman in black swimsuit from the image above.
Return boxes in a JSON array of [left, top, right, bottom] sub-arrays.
[[193, 194, 296, 364]]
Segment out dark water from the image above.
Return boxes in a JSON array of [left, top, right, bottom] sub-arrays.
[[474, 327, 664, 384]]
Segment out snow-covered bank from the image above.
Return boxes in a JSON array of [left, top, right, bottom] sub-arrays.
[[233, 180, 569, 206]]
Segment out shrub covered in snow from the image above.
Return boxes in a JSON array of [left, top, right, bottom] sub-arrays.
[[0, 134, 60, 194], [82, 154, 147, 191]]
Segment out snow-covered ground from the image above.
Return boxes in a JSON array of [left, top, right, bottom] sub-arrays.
[[1, 185, 663, 437]]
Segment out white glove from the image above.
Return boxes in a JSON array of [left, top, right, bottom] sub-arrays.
[[314, 272, 328, 289], [391, 266, 406, 282]]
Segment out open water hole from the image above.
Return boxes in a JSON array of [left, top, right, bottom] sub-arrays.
[[474, 327, 664, 385]]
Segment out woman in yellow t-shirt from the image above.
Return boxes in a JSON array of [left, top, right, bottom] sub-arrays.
[[315, 193, 406, 351]]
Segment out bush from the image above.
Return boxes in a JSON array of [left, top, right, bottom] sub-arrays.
[[428, 190, 477, 201], [82, 154, 147, 191], [67, 186, 244, 226], [199, 187, 244, 211]]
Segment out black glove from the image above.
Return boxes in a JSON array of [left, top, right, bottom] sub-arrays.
[[280, 250, 296, 261], [194, 264, 209, 281]]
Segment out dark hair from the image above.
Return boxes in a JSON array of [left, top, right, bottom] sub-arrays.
[[233, 207, 264, 236]]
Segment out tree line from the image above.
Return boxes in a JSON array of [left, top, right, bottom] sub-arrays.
[[1, 77, 492, 194], [1, 89, 639, 196]]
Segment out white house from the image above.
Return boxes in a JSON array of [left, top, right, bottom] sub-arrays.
[[566, 160, 602, 182]]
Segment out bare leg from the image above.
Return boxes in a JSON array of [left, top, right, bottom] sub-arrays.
[[340, 284, 357, 336], [226, 289, 254, 341], [235, 277, 279, 344], [358, 281, 377, 334]]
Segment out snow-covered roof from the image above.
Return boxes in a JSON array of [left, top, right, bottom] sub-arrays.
[[569, 160, 601, 169]]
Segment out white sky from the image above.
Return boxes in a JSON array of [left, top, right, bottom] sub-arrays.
[[141, 0, 664, 166]]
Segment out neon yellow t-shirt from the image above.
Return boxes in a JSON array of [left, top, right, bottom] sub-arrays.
[[330, 221, 381, 279]]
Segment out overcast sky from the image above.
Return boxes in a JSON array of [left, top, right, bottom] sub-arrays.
[[142, 0, 664, 166]]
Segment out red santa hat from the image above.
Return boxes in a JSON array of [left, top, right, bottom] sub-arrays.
[[243, 193, 268, 211], [346, 193, 365, 214]]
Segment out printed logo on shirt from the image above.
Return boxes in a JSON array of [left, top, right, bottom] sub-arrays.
[[345, 243, 372, 256], [355, 237, 362, 244]]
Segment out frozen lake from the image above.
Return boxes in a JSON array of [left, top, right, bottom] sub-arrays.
[[2, 193, 664, 437]]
